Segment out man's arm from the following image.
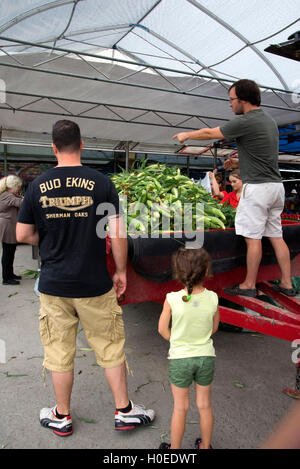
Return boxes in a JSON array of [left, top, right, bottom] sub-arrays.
[[16, 222, 39, 246], [6, 193, 23, 208], [223, 157, 239, 170], [172, 127, 225, 144], [108, 215, 128, 298], [172, 127, 240, 171]]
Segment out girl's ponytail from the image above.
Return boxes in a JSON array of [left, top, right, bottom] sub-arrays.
[[182, 278, 193, 302], [172, 247, 212, 303]]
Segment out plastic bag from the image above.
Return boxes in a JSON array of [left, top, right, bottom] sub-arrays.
[[198, 172, 212, 193]]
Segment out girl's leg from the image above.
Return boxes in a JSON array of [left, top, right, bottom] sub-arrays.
[[195, 383, 213, 449], [170, 384, 190, 449]]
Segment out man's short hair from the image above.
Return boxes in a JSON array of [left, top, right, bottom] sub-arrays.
[[52, 120, 81, 152], [229, 79, 261, 106]]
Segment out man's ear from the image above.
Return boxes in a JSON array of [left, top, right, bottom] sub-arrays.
[[51, 143, 58, 155], [80, 140, 84, 152]]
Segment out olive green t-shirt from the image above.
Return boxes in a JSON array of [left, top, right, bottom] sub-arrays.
[[220, 109, 282, 184]]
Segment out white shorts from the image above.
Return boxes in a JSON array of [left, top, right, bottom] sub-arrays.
[[235, 182, 284, 239]]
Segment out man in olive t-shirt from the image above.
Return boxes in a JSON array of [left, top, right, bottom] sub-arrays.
[[173, 79, 295, 297], [220, 107, 282, 184]]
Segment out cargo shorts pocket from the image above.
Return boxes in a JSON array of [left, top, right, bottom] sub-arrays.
[[39, 313, 52, 346], [110, 310, 125, 342]]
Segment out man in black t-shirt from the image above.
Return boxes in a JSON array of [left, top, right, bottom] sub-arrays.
[[17, 120, 155, 437]]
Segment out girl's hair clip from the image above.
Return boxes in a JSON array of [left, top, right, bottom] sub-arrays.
[[186, 294, 191, 300]]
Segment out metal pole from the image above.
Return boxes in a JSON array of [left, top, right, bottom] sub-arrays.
[[125, 142, 129, 172], [213, 142, 218, 169], [114, 152, 117, 173], [4, 144, 7, 176], [187, 155, 190, 177]]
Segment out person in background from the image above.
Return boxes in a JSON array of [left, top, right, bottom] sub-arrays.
[[209, 172, 227, 201], [158, 247, 219, 450], [16, 120, 155, 437], [284, 188, 299, 213], [294, 188, 300, 214], [210, 170, 242, 208], [173, 79, 295, 297], [0, 175, 23, 285]]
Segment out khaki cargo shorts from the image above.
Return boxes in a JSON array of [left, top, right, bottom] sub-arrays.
[[39, 288, 126, 372], [235, 182, 284, 239]]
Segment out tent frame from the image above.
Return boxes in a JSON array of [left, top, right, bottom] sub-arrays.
[[0, 5, 299, 156]]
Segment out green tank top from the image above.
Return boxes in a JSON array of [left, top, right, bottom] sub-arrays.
[[166, 289, 218, 359]]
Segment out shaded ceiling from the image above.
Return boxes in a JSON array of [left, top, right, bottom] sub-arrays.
[[0, 0, 299, 155]]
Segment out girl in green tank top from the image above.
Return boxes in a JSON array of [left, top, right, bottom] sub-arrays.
[[158, 247, 219, 450]]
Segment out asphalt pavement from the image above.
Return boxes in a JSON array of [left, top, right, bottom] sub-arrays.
[[0, 244, 298, 450]]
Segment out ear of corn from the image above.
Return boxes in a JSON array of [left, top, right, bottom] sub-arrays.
[[110, 161, 236, 235]]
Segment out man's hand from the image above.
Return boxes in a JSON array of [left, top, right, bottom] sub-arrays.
[[112, 271, 126, 299], [224, 157, 239, 170], [172, 132, 189, 143]]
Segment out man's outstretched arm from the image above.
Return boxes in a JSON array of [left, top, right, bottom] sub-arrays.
[[172, 127, 225, 144]]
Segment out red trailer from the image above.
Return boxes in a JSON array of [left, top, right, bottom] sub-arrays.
[[106, 218, 300, 398]]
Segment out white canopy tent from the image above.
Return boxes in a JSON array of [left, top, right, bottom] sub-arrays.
[[0, 0, 299, 157]]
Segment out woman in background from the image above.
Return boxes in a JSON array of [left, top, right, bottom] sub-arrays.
[[210, 169, 242, 208], [209, 172, 227, 201], [0, 175, 23, 285]]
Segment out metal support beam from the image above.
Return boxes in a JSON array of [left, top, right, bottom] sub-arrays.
[[213, 142, 218, 169], [187, 0, 289, 90], [3, 144, 8, 175], [125, 142, 129, 172], [0, 62, 296, 115], [186, 155, 190, 177], [0, 35, 296, 96]]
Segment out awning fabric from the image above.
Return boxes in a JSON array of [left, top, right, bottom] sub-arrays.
[[0, 0, 299, 153]]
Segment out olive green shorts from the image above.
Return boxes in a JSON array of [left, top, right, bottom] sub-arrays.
[[169, 356, 215, 388], [39, 288, 126, 372]]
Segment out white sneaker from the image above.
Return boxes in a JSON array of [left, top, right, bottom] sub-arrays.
[[40, 405, 73, 436], [115, 401, 155, 430]]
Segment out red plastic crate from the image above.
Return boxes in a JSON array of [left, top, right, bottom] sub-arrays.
[[281, 213, 300, 221]]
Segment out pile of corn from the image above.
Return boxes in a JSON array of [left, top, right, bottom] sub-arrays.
[[110, 162, 235, 234]]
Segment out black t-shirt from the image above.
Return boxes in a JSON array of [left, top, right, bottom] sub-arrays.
[[18, 166, 120, 298]]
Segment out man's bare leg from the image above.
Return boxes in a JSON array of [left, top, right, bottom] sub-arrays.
[[239, 238, 262, 290], [51, 369, 74, 415], [105, 361, 129, 409], [269, 237, 293, 289]]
